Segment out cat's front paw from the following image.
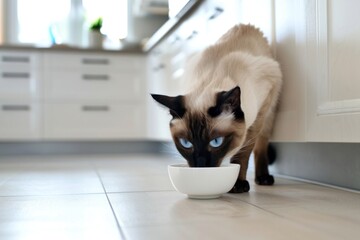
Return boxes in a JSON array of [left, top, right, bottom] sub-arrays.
[[255, 175, 274, 185], [228, 179, 250, 193]]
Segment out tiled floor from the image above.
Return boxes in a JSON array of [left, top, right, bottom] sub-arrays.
[[0, 154, 359, 240]]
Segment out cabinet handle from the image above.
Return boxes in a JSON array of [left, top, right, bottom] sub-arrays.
[[186, 31, 198, 40], [82, 74, 109, 81], [1, 56, 30, 63], [208, 7, 224, 20], [82, 106, 109, 112], [2, 105, 30, 111], [170, 36, 181, 45], [2, 72, 30, 79], [82, 58, 109, 65], [153, 64, 165, 72]]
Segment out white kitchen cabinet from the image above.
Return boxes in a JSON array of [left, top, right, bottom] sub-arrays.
[[0, 49, 148, 141], [43, 103, 144, 140], [0, 50, 42, 140], [204, 0, 240, 45], [44, 53, 142, 71], [270, 0, 307, 141], [0, 51, 42, 100], [305, 0, 360, 142], [0, 101, 41, 139], [0, 51, 41, 69], [146, 43, 173, 140], [272, 0, 360, 142], [0, 67, 41, 100], [44, 70, 143, 102], [43, 52, 147, 140]]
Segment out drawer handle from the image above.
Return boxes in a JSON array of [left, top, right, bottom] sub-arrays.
[[208, 7, 224, 20], [2, 56, 30, 63], [82, 106, 109, 112], [2, 72, 30, 79], [153, 64, 165, 72], [170, 36, 181, 45], [186, 31, 198, 40], [82, 58, 109, 65], [2, 105, 30, 111], [82, 74, 109, 81]]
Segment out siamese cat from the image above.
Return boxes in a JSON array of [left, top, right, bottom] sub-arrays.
[[151, 24, 282, 193]]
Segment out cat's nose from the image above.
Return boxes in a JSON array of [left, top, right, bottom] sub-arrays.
[[195, 157, 207, 167]]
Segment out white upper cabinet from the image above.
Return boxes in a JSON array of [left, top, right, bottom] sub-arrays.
[[305, 0, 360, 142], [271, 0, 307, 141], [273, 0, 360, 142]]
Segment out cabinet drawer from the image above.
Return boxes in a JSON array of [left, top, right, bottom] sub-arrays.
[[43, 103, 145, 139], [0, 102, 41, 140], [45, 70, 143, 101], [44, 53, 145, 71], [0, 51, 41, 68], [0, 68, 41, 100]]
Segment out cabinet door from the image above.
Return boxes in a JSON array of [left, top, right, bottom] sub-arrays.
[[306, 0, 360, 142], [271, 0, 307, 141], [44, 103, 145, 140], [45, 70, 143, 102], [0, 67, 41, 100], [44, 53, 143, 71], [0, 102, 41, 140], [205, 0, 242, 45], [0, 51, 41, 100], [146, 47, 172, 141], [0, 51, 40, 69]]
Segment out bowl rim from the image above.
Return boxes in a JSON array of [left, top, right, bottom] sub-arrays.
[[168, 163, 240, 169]]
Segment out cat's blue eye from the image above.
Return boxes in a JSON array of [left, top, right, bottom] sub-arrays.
[[179, 138, 193, 149], [209, 137, 224, 148]]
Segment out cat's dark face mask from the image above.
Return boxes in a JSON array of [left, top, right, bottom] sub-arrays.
[[151, 86, 245, 168]]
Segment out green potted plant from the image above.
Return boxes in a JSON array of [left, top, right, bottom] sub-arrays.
[[89, 17, 103, 48]]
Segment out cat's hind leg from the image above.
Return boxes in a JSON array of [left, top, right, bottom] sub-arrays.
[[253, 135, 275, 185]]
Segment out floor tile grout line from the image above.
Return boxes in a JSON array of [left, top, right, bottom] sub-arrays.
[[106, 189, 176, 194], [227, 194, 328, 233], [94, 169, 127, 240], [273, 173, 360, 193], [0, 192, 108, 198]]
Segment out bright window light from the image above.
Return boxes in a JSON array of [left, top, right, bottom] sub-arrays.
[[17, 0, 71, 45], [16, 0, 128, 46]]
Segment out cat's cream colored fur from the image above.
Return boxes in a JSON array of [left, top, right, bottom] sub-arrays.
[[182, 24, 282, 162], [153, 24, 282, 191]]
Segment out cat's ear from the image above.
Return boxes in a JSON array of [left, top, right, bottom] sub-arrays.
[[151, 94, 186, 118], [208, 86, 244, 120]]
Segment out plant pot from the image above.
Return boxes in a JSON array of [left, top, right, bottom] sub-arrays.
[[89, 31, 103, 48]]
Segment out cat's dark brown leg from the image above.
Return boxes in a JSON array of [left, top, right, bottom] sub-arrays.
[[228, 142, 255, 193], [253, 136, 274, 185]]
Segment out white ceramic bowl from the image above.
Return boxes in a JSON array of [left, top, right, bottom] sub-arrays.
[[168, 163, 240, 199]]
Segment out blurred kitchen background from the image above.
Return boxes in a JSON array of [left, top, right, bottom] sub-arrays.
[[0, 0, 359, 191]]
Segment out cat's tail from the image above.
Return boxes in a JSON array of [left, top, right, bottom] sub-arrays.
[[268, 143, 276, 165]]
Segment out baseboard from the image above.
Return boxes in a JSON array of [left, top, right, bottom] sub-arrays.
[[270, 142, 360, 191], [0, 140, 168, 156]]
